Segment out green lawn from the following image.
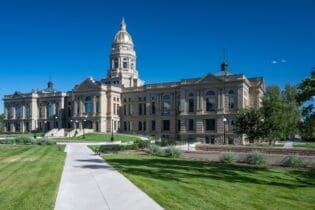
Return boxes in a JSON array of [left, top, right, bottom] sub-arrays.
[[0, 145, 65, 210], [66, 132, 142, 142], [294, 142, 315, 149], [104, 154, 315, 210]]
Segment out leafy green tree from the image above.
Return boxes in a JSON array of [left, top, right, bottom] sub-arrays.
[[234, 108, 264, 143], [296, 70, 315, 141], [0, 113, 4, 133]]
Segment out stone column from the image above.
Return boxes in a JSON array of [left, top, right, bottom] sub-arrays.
[[93, 96, 97, 115]]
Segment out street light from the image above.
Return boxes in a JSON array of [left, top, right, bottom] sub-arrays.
[[111, 119, 114, 142], [54, 116, 58, 129], [83, 115, 87, 139], [69, 119, 73, 139], [223, 117, 227, 144]]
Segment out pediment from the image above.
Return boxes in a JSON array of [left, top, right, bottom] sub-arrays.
[[12, 91, 23, 98], [196, 73, 224, 84], [73, 77, 101, 92]]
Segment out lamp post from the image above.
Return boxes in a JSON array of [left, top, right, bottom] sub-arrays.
[[111, 119, 114, 142], [69, 119, 73, 139], [223, 117, 227, 144], [83, 115, 87, 139], [54, 116, 58, 129]]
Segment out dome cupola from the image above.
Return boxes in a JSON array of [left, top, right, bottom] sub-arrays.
[[112, 18, 133, 45]]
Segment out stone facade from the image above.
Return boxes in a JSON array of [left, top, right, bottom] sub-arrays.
[[3, 19, 265, 144]]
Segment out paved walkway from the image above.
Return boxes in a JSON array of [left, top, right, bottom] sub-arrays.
[[54, 144, 162, 210]]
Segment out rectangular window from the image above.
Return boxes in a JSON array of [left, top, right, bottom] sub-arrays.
[[151, 120, 156, 131], [124, 121, 127, 131], [206, 119, 216, 131], [162, 120, 170, 131], [143, 121, 146, 131], [123, 104, 127, 115], [143, 103, 146, 115], [188, 99, 194, 113], [177, 120, 181, 131], [151, 102, 156, 115], [188, 119, 194, 131], [138, 121, 142, 131], [138, 103, 142, 115]]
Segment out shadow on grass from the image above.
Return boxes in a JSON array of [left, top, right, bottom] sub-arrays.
[[77, 164, 113, 170], [76, 159, 105, 163], [106, 157, 315, 189]]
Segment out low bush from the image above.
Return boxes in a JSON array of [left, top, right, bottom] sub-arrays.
[[286, 155, 304, 168], [219, 151, 236, 164], [164, 146, 182, 158], [15, 136, 33, 144], [99, 144, 121, 153], [247, 150, 267, 166], [134, 139, 149, 149], [35, 139, 56, 145], [148, 144, 161, 156]]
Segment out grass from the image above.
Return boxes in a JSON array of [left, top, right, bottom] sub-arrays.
[[294, 142, 315, 149], [104, 154, 315, 210], [65, 132, 142, 142], [0, 145, 66, 210]]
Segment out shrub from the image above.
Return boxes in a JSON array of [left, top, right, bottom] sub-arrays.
[[247, 150, 267, 166], [15, 136, 33, 144], [219, 151, 236, 164], [164, 146, 182, 158], [36, 139, 56, 145], [148, 144, 161, 156], [99, 144, 121, 153], [286, 155, 304, 168], [134, 139, 149, 149]]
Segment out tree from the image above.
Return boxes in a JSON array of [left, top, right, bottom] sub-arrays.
[[234, 108, 264, 143], [296, 70, 315, 141], [0, 114, 4, 133]]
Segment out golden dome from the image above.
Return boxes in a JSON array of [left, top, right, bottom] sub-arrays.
[[113, 18, 133, 45]]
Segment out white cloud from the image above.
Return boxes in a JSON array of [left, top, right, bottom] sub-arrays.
[[280, 59, 287, 63], [271, 60, 278, 64]]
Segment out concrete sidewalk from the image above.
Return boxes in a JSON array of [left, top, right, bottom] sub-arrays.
[[54, 144, 162, 210]]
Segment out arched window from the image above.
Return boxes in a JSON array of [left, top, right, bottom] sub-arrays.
[[229, 90, 235, 110], [85, 96, 93, 113], [162, 95, 171, 115], [188, 93, 194, 113], [47, 102, 52, 118], [206, 90, 216, 112]]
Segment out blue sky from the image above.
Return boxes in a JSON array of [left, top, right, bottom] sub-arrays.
[[0, 0, 314, 112]]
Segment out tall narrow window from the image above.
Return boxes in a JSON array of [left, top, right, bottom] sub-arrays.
[[85, 96, 93, 113], [229, 90, 235, 110], [16, 104, 22, 118], [188, 119, 194, 131], [206, 90, 216, 112], [151, 120, 156, 131], [138, 121, 142, 131], [205, 119, 216, 131], [114, 58, 118, 69], [188, 93, 194, 113], [25, 103, 30, 118], [162, 95, 171, 115], [151, 101, 156, 115], [138, 103, 142, 115], [162, 120, 170, 131], [123, 58, 128, 69], [77, 101, 81, 114], [47, 102, 52, 118]]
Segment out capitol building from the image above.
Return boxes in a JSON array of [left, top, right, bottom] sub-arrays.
[[3, 19, 265, 144]]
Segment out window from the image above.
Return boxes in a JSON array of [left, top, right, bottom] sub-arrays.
[[143, 121, 146, 131], [151, 102, 156, 115], [25, 103, 30, 118], [162, 120, 170, 131], [123, 104, 127, 115], [138, 121, 142, 131], [151, 120, 156, 131], [138, 103, 142, 115], [206, 90, 216, 112], [177, 120, 181, 131], [188, 93, 194, 113], [205, 119, 216, 131], [77, 101, 80, 114], [162, 95, 171, 115], [96, 97, 100, 113], [229, 90, 235, 110], [47, 102, 52, 118], [124, 121, 127, 131], [85, 96, 93, 113], [188, 119, 194, 131], [113, 103, 117, 114], [15, 104, 22, 118], [7, 105, 12, 119], [123, 58, 128, 69], [114, 58, 118, 69], [143, 103, 146, 115]]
